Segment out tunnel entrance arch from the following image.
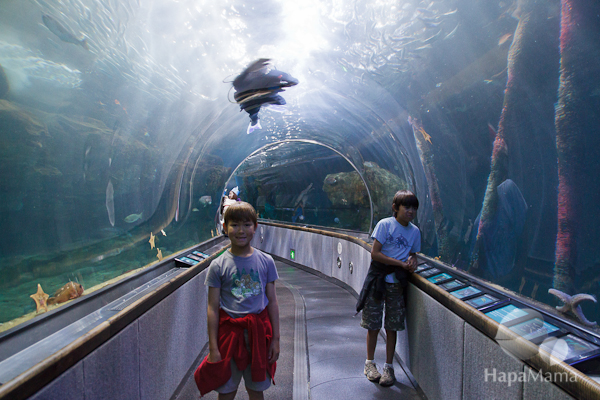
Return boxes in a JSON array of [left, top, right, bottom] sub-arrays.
[[218, 139, 375, 234]]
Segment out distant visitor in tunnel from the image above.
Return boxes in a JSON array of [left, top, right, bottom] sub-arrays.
[[219, 187, 241, 233], [195, 202, 280, 400], [356, 190, 421, 387], [232, 58, 298, 134], [292, 183, 313, 223]]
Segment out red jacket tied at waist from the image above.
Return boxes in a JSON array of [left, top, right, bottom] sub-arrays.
[[194, 308, 276, 396]]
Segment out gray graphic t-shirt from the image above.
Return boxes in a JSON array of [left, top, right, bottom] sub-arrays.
[[205, 249, 279, 318]]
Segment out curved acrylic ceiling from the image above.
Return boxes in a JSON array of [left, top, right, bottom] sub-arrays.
[[223, 139, 376, 231]]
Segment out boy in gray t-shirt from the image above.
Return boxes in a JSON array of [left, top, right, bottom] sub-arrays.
[[200, 201, 279, 400], [206, 249, 279, 319]]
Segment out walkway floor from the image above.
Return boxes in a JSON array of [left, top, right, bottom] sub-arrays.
[[177, 261, 423, 400]]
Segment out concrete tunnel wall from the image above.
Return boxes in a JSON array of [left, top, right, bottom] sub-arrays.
[[28, 224, 575, 400]]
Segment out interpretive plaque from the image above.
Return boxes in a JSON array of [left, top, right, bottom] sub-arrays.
[[465, 294, 499, 309], [439, 280, 465, 291], [509, 318, 559, 341], [427, 273, 453, 284], [540, 334, 600, 362], [416, 264, 433, 272], [193, 251, 210, 259], [485, 304, 528, 324], [420, 268, 440, 277], [450, 286, 481, 299], [186, 254, 203, 261], [176, 256, 199, 265]]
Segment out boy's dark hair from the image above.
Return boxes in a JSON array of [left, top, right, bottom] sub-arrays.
[[224, 201, 257, 225], [392, 190, 419, 217]]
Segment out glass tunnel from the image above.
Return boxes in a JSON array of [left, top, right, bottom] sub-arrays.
[[1, 0, 600, 371]]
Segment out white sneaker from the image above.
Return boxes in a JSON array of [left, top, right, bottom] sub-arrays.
[[379, 365, 395, 387], [364, 362, 381, 382]]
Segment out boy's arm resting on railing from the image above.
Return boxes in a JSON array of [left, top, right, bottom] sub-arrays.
[[371, 239, 416, 273]]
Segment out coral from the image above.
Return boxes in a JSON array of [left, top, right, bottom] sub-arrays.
[[0, 64, 8, 99], [410, 115, 452, 259], [0, 99, 48, 136], [322, 162, 408, 220], [471, 0, 538, 273], [553, 0, 600, 293]]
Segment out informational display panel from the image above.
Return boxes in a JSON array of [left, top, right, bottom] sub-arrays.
[[509, 318, 560, 341], [540, 334, 600, 363], [485, 304, 528, 324], [427, 273, 453, 284], [439, 280, 465, 291], [465, 294, 499, 309], [416, 264, 433, 272], [420, 268, 440, 277], [176, 256, 199, 265], [192, 251, 210, 259], [450, 286, 481, 299]]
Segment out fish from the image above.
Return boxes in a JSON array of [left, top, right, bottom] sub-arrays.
[[488, 122, 498, 141], [47, 282, 84, 305], [34, 166, 62, 176], [471, 179, 527, 279], [417, 8, 435, 16], [334, 217, 340, 224], [199, 195, 212, 206], [115, 99, 120, 105], [294, 183, 314, 208], [464, 219, 473, 243], [423, 30, 442, 44], [192, 208, 199, 212], [124, 212, 143, 223], [233, 59, 298, 133], [83, 144, 92, 181], [444, 23, 460, 40], [30, 284, 49, 313], [161, 229, 167, 236], [414, 44, 433, 51], [106, 180, 115, 227], [418, 17, 442, 28], [498, 33, 513, 46], [42, 14, 89, 50]]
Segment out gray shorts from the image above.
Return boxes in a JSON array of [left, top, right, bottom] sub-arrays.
[[360, 282, 406, 331], [215, 359, 271, 394], [216, 330, 271, 394]]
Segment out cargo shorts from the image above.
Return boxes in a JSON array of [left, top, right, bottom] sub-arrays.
[[360, 282, 406, 331]]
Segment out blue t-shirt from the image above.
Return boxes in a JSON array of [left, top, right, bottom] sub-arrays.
[[371, 217, 421, 283]]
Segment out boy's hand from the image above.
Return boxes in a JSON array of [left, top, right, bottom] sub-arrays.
[[268, 337, 280, 364], [406, 255, 417, 273], [208, 350, 222, 363]]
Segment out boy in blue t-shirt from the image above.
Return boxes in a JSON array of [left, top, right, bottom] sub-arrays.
[[356, 190, 421, 387]]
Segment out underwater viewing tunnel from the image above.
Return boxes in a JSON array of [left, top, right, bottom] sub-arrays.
[[1, 0, 600, 399]]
